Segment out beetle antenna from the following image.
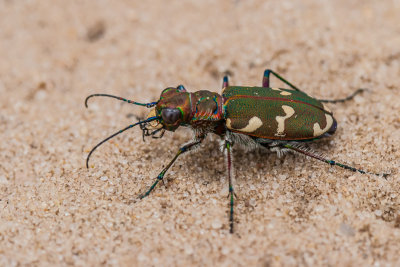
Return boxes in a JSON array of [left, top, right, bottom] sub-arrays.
[[284, 143, 389, 178], [85, 93, 157, 108], [86, 116, 159, 168]]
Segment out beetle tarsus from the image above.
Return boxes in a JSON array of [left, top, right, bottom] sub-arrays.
[[139, 179, 160, 199], [284, 143, 389, 178], [318, 88, 366, 104]]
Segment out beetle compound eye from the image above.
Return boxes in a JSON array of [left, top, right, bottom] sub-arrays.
[[161, 108, 181, 124]]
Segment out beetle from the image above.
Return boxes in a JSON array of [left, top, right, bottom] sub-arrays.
[[85, 69, 388, 233]]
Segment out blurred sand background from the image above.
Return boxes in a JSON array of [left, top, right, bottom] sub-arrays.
[[1, 0, 400, 266]]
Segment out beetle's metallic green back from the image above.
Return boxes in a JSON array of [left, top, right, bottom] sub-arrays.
[[222, 86, 336, 140]]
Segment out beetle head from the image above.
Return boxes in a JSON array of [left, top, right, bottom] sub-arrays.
[[147, 87, 192, 131]]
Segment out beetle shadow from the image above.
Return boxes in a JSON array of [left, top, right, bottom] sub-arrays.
[[173, 135, 226, 185], [227, 139, 335, 225]]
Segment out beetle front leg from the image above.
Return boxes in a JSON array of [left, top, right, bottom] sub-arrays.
[[139, 138, 204, 199], [224, 140, 235, 233]]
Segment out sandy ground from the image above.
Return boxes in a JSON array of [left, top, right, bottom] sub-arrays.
[[1, 0, 400, 266]]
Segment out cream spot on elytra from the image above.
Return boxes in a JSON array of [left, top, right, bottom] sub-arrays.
[[226, 117, 263, 133], [226, 118, 232, 128], [313, 114, 333, 136], [280, 91, 292, 96], [322, 103, 332, 113], [275, 105, 295, 137], [272, 87, 292, 96]]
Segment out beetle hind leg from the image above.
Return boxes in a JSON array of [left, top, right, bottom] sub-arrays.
[[262, 69, 301, 91], [318, 88, 366, 104], [177, 84, 186, 91], [283, 143, 389, 178], [262, 69, 271, 87], [222, 76, 229, 89]]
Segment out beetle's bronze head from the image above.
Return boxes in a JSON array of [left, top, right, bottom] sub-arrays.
[[148, 86, 192, 131]]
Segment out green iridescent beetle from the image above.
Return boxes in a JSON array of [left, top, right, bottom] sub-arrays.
[[85, 69, 388, 233]]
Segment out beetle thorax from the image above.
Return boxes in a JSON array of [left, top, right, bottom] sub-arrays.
[[153, 88, 225, 133]]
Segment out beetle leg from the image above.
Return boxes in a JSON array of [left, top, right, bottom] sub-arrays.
[[139, 138, 204, 199], [263, 69, 366, 104], [263, 69, 366, 103], [317, 88, 366, 104], [283, 143, 389, 178], [224, 140, 235, 233], [177, 84, 186, 91], [222, 76, 229, 89], [262, 69, 270, 87], [262, 69, 301, 91], [151, 128, 165, 139]]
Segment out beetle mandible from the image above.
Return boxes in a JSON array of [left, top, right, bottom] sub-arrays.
[[85, 69, 388, 233]]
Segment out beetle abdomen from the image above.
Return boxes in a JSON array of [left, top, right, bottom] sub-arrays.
[[222, 86, 335, 140]]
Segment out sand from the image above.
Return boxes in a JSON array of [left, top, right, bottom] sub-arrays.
[[1, 0, 400, 266]]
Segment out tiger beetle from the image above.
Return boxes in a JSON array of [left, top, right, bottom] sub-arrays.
[[85, 69, 388, 233]]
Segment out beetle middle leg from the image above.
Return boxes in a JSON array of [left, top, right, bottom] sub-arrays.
[[224, 140, 235, 233], [139, 137, 204, 199]]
